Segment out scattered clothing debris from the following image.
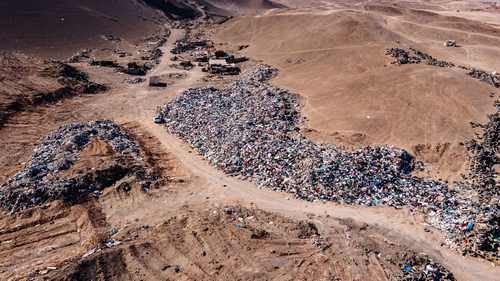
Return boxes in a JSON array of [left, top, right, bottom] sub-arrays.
[[180, 60, 194, 70], [466, 68, 500, 88], [126, 77, 146, 84], [149, 76, 168, 87], [68, 48, 92, 63], [385, 47, 454, 67], [0, 120, 158, 213], [399, 255, 455, 281], [156, 65, 499, 262], [171, 39, 212, 55], [386, 47, 500, 88]]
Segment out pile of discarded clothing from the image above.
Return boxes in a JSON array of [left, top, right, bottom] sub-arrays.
[[156, 65, 498, 260], [0, 120, 157, 213], [385, 47, 454, 67], [462, 109, 499, 261]]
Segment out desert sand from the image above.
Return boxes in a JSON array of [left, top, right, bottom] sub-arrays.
[[0, 1, 498, 280]]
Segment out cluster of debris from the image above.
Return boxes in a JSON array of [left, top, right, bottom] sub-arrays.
[[125, 77, 146, 84], [179, 60, 194, 70], [140, 31, 170, 64], [386, 46, 500, 88], [199, 50, 248, 75], [385, 47, 455, 67], [462, 108, 499, 260], [171, 39, 212, 55], [156, 65, 498, 261], [101, 34, 121, 43], [89, 59, 153, 76], [89, 59, 120, 68], [79, 30, 170, 78], [171, 36, 248, 76], [124, 62, 153, 76], [0, 120, 158, 213], [466, 68, 500, 88], [398, 254, 455, 281], [204, 59, 241, 75], [111, 48, 132, 58]]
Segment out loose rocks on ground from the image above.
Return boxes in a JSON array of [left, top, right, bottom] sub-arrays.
[[0, 120, 158, 213]]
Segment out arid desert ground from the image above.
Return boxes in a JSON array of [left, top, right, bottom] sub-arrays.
[[0, 1, 498, 280]]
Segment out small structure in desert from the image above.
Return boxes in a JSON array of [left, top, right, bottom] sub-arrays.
[[444, 40, 457, 47]]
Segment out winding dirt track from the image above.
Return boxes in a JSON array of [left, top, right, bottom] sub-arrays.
[[110, 29, 500, 281]]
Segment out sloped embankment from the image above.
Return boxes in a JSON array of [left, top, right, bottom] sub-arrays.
[[0, 53, 106, 127], [49, 206, 455, 281]]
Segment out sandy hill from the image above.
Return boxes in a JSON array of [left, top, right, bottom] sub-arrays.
[[0, 0, 179, 59], [216, 4, 500, 178]]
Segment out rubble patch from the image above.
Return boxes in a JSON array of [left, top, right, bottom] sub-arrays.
[[466, 68, 500, 88], [463, 108, 500, 260], [171, 39, 212, 55], [386, 47, 499, 88]]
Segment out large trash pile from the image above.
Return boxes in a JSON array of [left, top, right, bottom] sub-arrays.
[[155, 65, 445, 208], [156, 65, 498, 260], [466, 68, 500, 88], [462, 109, 499, 260], [385, 47, 454, 67], [0, 120, 157, 213]]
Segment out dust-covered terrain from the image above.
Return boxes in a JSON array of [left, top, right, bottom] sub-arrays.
[[0, 1, 498, 281]]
